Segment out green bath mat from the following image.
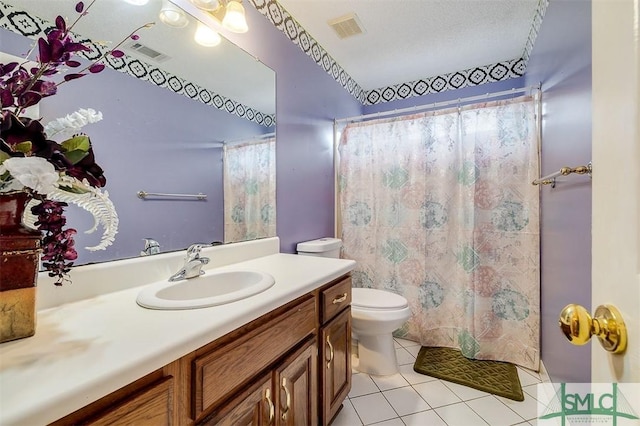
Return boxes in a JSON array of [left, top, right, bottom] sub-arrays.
[[413, 346, 524, 401]]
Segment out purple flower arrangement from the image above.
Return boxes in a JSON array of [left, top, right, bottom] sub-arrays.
[[0, 1, 152, 284]]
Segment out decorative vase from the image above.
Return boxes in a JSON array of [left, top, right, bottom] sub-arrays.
[[0, 191, 41, 343]]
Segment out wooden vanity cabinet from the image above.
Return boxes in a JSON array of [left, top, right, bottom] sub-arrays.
[[195, 296, 317, 424], [50, 274, 352, 426], [49, 366, 176, 426], [318, 277, 352, 425], [204, 338, 317, 425]]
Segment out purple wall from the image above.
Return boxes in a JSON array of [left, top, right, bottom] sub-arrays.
[[525, 1, 592, 383]]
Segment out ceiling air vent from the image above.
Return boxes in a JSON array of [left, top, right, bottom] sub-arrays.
[[328, 13, 365, 39], [126, 42, 170, 62]]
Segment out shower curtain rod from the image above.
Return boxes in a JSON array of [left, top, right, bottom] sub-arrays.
[[335, 85, 539, 124]]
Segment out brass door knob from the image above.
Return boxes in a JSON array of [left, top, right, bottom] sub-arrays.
[[559, 304, 627, 354]]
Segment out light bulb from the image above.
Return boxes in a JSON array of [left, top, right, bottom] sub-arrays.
[[123, 0, 149, 5], [194, 21, 221, 47], [222, 0, 248, 33], [159, 0, 189, 28]]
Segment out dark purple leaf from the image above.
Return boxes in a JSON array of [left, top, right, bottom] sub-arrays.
[[32, 80, 57, 97], [110, 50, 124, 58], [18, 91, 42, 108], [131, 34, 140, 41], [65, 60, 81, 68], [88, 63, 105, 73], [38, 38, 51, 63], [0, 90, 14, 108], [65, 42, 90, 53], [63, 73, 85, 81], [55, 15, 66, 31], [47, 29, 63, 42], [50, 39, 65, 62], [42, 68, 59, 76], [75, 2, 84, 13], [0, 62, 18, 76]]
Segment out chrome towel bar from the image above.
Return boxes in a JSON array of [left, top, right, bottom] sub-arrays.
[[137, 191, 207, 200]]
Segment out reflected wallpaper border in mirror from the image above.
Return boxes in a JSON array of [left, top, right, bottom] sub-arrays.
[[0, 0, 275, 127]]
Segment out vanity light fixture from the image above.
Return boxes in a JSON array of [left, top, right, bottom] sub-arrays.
[[194, 21, 222, 46], [159, 0, 189, 28], [221, 0, 248, 33], [188, 0, 249, 33]]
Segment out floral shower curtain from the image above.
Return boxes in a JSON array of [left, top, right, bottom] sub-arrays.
[[338, 97, 540, 370], [223, 137, 276, 243]]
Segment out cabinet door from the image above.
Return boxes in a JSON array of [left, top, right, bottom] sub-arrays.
[[320, 307, 351, 425], [199, 374, 274, 426], [276, 339, 318, 426]]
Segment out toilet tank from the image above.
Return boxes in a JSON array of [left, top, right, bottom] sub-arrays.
[[296, 238, 342, 258]]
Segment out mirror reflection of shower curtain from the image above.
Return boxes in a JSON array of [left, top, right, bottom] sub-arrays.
[[338, 96, 540, 370], [223, 137, 276, 243]]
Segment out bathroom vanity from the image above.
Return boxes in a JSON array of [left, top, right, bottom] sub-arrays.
[[0, 238, 355, 426]]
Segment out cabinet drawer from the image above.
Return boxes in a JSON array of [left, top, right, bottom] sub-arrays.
[[193, 297, 316, 419], [320, 277, 351, 324]]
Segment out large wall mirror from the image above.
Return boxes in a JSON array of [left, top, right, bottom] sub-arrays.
[[1, 0, 276, 265]]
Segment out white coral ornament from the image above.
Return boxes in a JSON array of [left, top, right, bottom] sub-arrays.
[[23, 177, 118, 251], [44, 108, 103, 140]]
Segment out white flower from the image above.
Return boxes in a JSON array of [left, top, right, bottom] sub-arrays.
[[44, 108, 103, 139], [3, 157, 59, 194], [0, 163, 25, 192]]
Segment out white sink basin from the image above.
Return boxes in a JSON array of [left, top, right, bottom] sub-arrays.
[[136, 269, 275, 310]]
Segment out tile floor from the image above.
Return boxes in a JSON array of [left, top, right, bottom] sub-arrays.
[[332, 338, 544, 426]]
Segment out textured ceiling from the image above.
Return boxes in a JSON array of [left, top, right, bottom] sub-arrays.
[[276, 0, 541, 91]]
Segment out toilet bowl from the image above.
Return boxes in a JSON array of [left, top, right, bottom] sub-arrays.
[[351, 288, 411, 376], [296, 238, 411, 376]]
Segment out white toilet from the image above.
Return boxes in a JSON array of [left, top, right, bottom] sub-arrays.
[[350, 288, 411, 375], [297, 238, 411, 376]]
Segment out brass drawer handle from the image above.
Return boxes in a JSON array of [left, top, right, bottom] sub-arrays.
[[326, 335, 334, 369], [281, 377, 291, 420], [264, 388, 275, 425], [332, 293, 348, 304]]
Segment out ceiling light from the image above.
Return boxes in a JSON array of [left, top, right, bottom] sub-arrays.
[[189, 0, 220, 11], [123, 0, 150, 5], [194, 21, 221, 47], [159, 0, 189, 28], [221, 0, 248, 33]]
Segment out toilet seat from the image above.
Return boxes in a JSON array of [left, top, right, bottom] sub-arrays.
[[352, 288, 408, 311]]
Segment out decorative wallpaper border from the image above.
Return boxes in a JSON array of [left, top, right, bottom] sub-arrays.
[[522, 0, 549, 65], [0, 1, 275, 127], [250, 0, 549, 106]]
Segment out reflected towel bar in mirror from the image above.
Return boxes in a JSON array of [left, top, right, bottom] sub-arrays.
[[137, 191, 207, 200]]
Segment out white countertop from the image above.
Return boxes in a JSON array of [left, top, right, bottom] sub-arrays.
[[0, 251, 356, 425]]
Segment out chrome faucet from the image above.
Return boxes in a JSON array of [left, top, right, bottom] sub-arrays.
[[140, 238, 160, 256], [168, 243, 211, 282]]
